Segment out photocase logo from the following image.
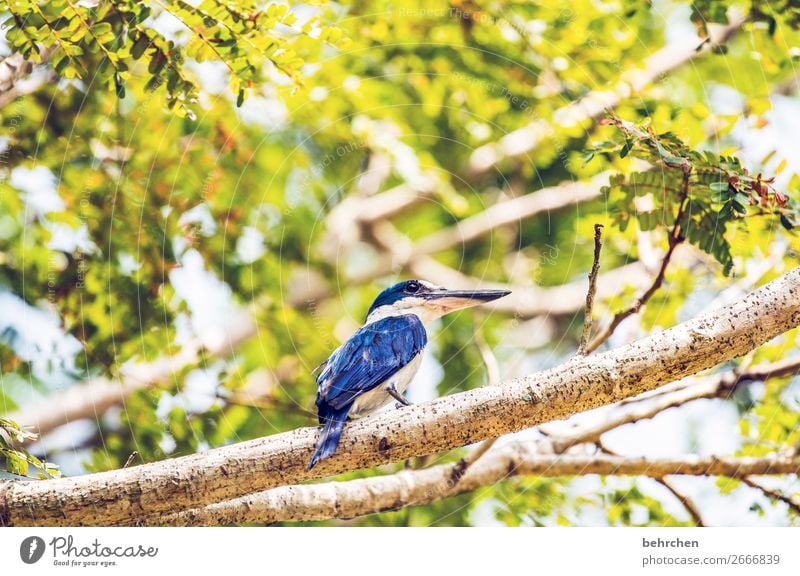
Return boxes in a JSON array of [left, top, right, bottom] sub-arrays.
[[20, 536, 46, 564]]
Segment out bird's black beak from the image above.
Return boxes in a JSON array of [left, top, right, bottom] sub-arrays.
[[424, 288, 511, 311]]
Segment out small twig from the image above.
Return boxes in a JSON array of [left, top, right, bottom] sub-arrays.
[[474, 320, 501, 389], [741, 477, 800, 516], [578, 224, 604, 355], [586, 173, 689, 353], [587, 241, 679, 351], [63, 0, 118, 71], [657, 476, 708, 527], [598, 439, 707, 526], [123, 452, 139, 469]]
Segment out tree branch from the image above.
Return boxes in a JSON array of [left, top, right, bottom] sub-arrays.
[[578, 224, 604, 355], [0, 50, 54, 109], [468, 17, 746, 175], [546, 375, 724, 453], [345, 174, 610, 287], [169, 355, 800, 526], [414, 174, 610, 257], [657, 476, 707, 527], [5, 310, 256, 443], [315, 170, 669, 319], [371, 219, 655, 318], [156, 448, 798, 526], [740, 477, 800, 516], [1, 265, 798, 526], [318, 180, 439, 267]]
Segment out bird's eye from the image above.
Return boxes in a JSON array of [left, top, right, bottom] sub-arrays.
[[405, 281, 421, 294]]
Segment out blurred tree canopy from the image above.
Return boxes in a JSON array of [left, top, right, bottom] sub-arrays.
[[1, 0, 799, 526]]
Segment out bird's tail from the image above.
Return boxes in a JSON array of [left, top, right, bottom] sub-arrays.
[[308, 406, 349, 470]]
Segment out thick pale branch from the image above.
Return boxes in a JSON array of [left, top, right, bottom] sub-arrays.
[[0, 51, 54, 109], [1, 265, 798, 526], [159, 447, 800, 526], [174, 356, 800, 526]]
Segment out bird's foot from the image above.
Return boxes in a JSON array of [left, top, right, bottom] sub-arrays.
[[387, 383, 413, 407]]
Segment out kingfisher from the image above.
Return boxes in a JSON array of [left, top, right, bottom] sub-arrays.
[[308, 279, 510, 469]]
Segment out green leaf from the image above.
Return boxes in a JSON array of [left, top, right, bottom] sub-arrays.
[[131, 34, 149, 60]]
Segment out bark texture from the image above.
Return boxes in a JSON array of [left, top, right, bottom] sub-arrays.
[[160, 447, 800, 526], [164, 357, 800, 526]]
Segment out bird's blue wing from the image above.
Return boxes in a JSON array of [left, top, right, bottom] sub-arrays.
[[317, 314, 427, 411]]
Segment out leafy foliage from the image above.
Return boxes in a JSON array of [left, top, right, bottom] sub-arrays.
[[2, 0, 350, 116], [0, 418, 60, 478], [690, 0, 800, 37], [586, 113, 796, 275]]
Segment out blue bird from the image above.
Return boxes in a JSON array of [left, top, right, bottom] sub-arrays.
[[308, 279, 511, 469]]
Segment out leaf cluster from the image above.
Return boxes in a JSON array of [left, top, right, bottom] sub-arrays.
[[586, 113, 796, 275], [2, 0, 350, 116], [0, 417, 60, 478]]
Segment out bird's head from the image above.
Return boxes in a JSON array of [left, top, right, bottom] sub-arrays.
[[365, 279, 510, 324]]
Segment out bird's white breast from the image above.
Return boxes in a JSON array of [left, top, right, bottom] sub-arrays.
[[349, 352, 423, 418]]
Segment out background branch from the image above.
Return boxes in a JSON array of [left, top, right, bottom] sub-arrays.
[[0, 50, 54, 109], [741, 477, 800, 516], [468, 16, 745, 175], [657, 476, 707, 527], [156, 448, 798, 526], [6, 310, 257, 444]]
